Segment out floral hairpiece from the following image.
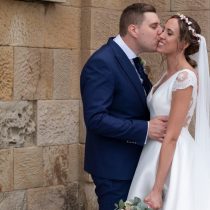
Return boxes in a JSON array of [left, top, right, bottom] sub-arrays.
[[177, 13, 200, 42]]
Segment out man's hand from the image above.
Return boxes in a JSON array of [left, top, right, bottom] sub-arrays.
[[148, 116, 168, 142]]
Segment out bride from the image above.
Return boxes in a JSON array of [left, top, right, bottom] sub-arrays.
[[127, 14, 210, 210]]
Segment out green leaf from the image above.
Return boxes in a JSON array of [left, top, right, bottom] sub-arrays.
[[138, 201, 148, 209], [133, 197, 141, 205], [114, 203, 118, 207], [119, 199, 125, 208], [145, 207, 153, 210]]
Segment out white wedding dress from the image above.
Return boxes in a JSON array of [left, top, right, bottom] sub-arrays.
[[128, 69, 198, 210]]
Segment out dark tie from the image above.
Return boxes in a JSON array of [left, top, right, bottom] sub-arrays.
[[132, 57, 152, 95]]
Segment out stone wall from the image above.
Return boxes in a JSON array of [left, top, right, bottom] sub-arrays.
[[0, 0, 82, 209], [0, 0, 209, 210]]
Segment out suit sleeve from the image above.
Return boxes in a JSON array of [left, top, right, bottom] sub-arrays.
[[80, 57, 148, 146]]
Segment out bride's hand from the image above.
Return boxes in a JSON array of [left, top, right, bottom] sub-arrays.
[[144, 190, 163, 210]]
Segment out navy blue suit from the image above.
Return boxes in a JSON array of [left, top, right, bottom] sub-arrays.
[[80, 38, 152, 209]]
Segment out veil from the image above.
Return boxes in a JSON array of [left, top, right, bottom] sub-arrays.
[[190, 35, 210, 208]]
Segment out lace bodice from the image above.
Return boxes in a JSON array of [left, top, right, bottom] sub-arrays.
[[147, 69, 198, 128]]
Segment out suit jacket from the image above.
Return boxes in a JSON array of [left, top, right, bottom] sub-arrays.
[[80, 38, 152, 180]]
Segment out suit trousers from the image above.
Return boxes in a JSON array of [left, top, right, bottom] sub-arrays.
[[92, 175, 132, 210]]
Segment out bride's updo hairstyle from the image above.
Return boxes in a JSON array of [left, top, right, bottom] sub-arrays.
[[170, 14, 201, 68]]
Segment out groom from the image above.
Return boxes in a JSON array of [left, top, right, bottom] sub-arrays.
[[80, 3, 167, 210]]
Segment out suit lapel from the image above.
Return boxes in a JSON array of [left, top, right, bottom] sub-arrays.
[[108, 38, 148, 104]]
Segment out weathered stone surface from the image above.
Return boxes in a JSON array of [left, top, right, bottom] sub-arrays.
[[0, 149, 13, 192], [79, 183, 98, 210], [64, 182, 80, 210], [82, 0, 122, 9], [37, 100, 79, 146], [83, 0, 169, 11], [0, 47, 13, 100], [123, 0, 170, 12], [68, 144, 79, 181], [43, 145, 69, 186], [14, 47, 53, 100], [136, 0, 170, 12], [53, 49, 81, 99], [89, 8, 121, 50], [27, 186, 65, 210], [0, 190, 26, 210], [43, 144, 78, 186], [79, 144, 93, 183], [0, 101, 35, 149], [44, 5, 81, 49], [141, 53, 165, 84], [141, 53, 162, 67], [81, 50, 95, 67], [14, 147, 44, 189], [62, 0, 81, 7], [0, 1, 44, 47], [171, 0, 210, 11], [81, 8, 92, 50], [27, 185, 79, 210]]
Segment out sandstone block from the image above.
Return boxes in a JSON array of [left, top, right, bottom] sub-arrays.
[[83, 0, 169, 11], [0, 47, 13, 100], [0, 149, 13, 192], [64, 182, 80, 210], [0, 1, 44, 47], [141, 53, 162, 67], [43, 145, 69, 186], [81, 50, 95, 67], [14, 47, 53, 100], [82, 0, 122, 9], [27, 185, 78, 210], [78, 144, 93, 182], [28, 186, 65, 210], [122, 0, 170, 12], [43, 144, 78, 186], [68, 144, 79, 181], [14, 147, 44, 189], [141, 53, 165, 83], [0, 101, 35, 149], [37, 100, 79, 146], [81, 8, 92, 50], [79, 183, 98, 210], [53, 49, 81, 100], [0, 190, 26, 210], [171, 0, 210, 11], [44, 5, 81, 49], [87, 8, 121, 50], [62, 0, 81, 7]]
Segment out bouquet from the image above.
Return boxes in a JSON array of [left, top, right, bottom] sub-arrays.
[[114, 197, 153, 210]]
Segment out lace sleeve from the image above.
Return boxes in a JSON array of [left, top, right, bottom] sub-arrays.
[[172, 70, 197, 92]]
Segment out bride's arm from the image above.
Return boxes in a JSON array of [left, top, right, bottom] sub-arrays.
[[144, 86, 193, 209]]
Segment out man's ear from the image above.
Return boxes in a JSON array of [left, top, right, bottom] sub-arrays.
[[127, 24, 138, 38]]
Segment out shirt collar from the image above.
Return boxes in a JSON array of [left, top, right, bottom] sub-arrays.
[[113, 35, 137, 60]]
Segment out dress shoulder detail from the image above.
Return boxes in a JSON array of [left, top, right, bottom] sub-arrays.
[[172, 69, 197, 92]]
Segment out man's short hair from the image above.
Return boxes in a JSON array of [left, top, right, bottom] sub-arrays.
[[119, 3, 156, 36]]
